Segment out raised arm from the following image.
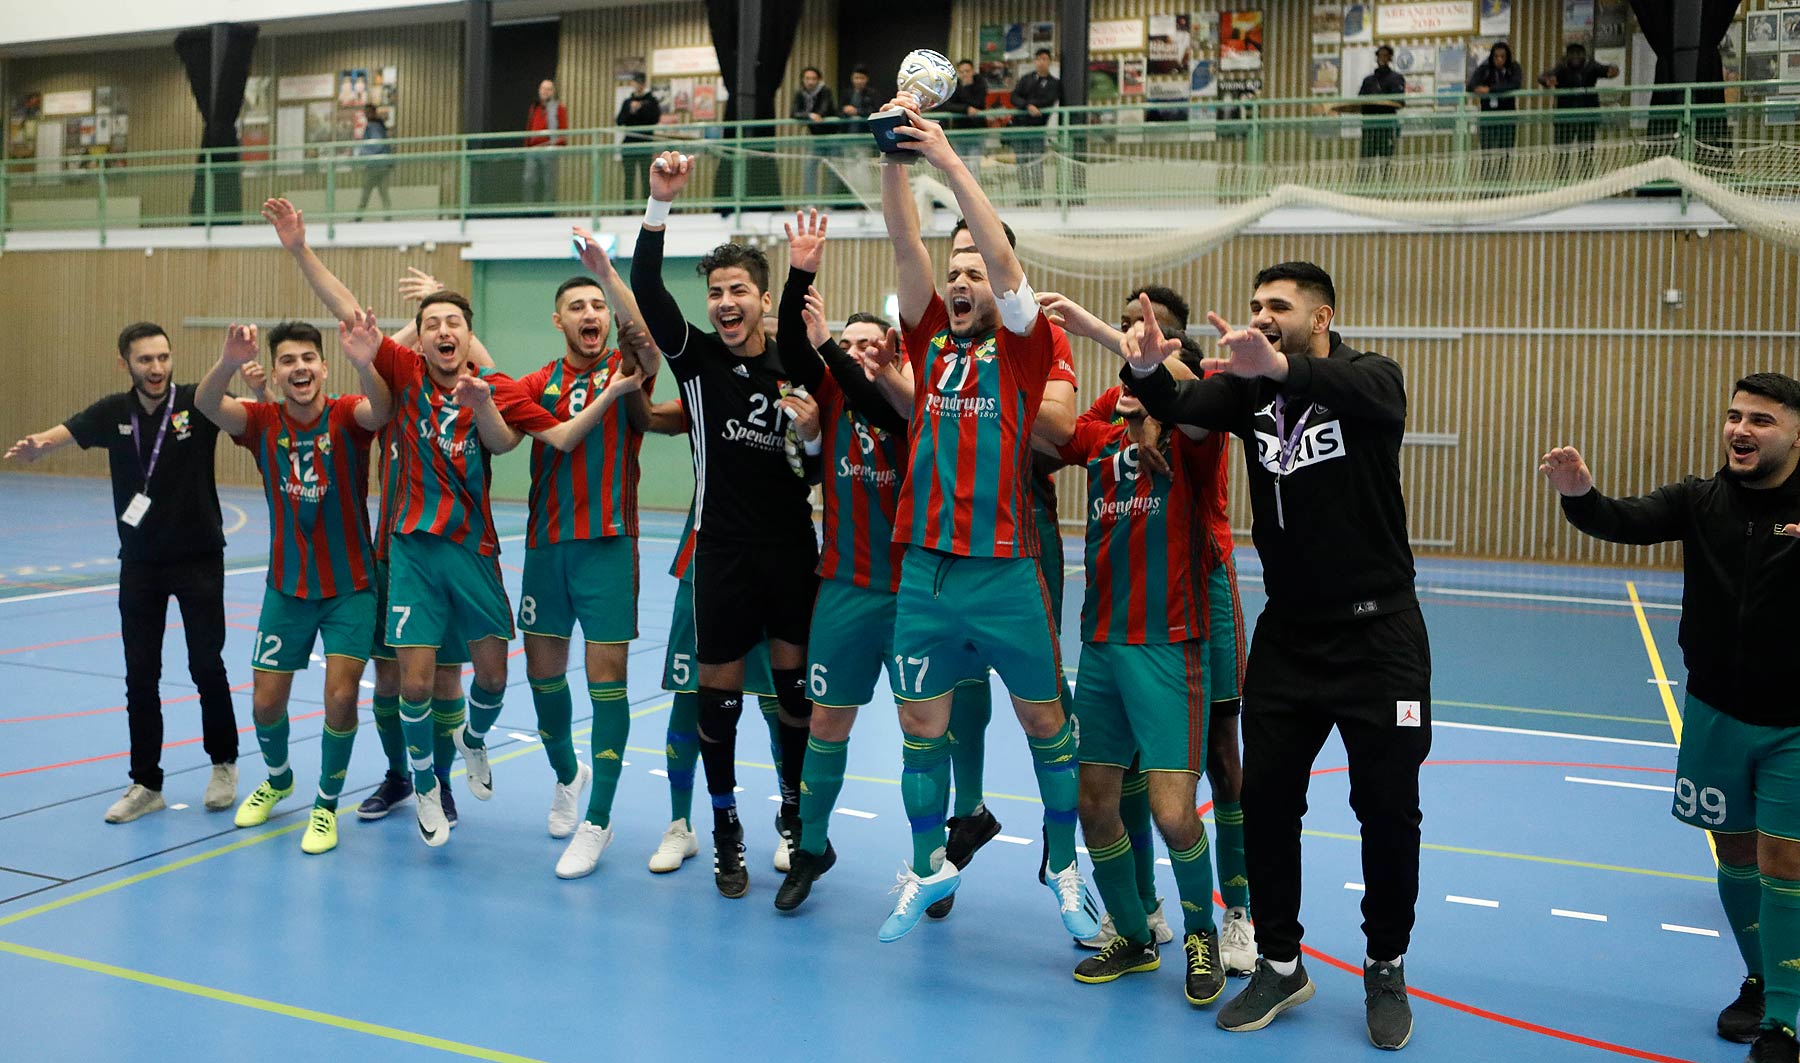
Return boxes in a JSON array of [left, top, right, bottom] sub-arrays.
[[1541, 447, 1687, 545], [630, 150, 701, 361], [337, 308, 394, 431], [572, 224, 662, 380], [196, 323, 258, 437], [1195, 308, 1404, 426], [878, 126, 936, 329], [264, 198, 359, 324], [454, 375, 524, 455], [395, 267, 492, 368], [892, 100, 1026, 316], [645, 398, 688, 436], [524, 368, 644, 453], [4, 424, 75, 463]]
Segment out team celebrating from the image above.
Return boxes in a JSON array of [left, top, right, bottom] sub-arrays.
[[10, 90, 1800, 1061]]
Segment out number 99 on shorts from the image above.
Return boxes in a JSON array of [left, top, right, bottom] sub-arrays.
[[1673, 776, 1727, 827]]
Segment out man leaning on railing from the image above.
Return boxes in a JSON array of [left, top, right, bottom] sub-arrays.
[[1539, 43, 1618, 181]]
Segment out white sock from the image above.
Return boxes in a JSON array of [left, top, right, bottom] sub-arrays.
[[1268, 956, 1298, 977], [1366, 954, 1403, 969]]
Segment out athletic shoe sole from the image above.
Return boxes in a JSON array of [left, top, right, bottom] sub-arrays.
[[1073, 954, 1161, 984], [1218, 979, 1316, 1033]]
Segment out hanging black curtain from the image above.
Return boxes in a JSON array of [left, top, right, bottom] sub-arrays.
[[174, 24, 259, 222], [1627, 0, 1735, 141], [706, 0, 805, 202]]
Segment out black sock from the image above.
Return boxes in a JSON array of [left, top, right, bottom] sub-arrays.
[[770, 668, 812, 825], [697, 685, 744, 834]]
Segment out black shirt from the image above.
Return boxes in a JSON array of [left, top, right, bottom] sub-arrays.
[[776, 267, 909, 438], [1466, 61, 1523, 111], [1542, 59, 1612, 110], [1011, 73, 1060, 126], [1126, 333, 1417, 619], [1359, 66, 1407, 117], [941, 77, 989, 130], [1560, 468, 1800, 726], [64, 383, 225, 563], [632, 229, 815, 546], [840, 86, 879, 135], [616, 91, 662, 142], [792, 85, 837, 136]]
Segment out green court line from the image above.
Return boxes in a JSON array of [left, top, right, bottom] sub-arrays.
[[1435, 699, 1670, 726], [0, 940, 550, 1063], [1303, 829, 1711, 883]]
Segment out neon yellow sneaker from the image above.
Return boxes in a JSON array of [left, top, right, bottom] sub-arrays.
[[300, 806, 338, 855], [233, 780, 294, 828]]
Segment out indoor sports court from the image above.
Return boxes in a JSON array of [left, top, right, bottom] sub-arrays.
[[2, 2, 1797, 1062]]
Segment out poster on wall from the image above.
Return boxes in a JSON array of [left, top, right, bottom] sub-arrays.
[[651, 45, 718, 76], [9, 93, 42, 160], [1749, 12, 1781, 54], [42, 89, 93, 116], [276, 104, 305, 171], [278, 73, 334, 101], [1784, 11, 1800, 50], [692, 82, 719, 122], [1720, 21, 1744, 84], [304, 100, 336, 144], [1377, 3, 1475, 38], [1593, 0, 1629, 49], [1217, 74, 1262, 136], [1089, 18, 1144, 53], [338, 69, 369, 108], [1088, 59, 1120, 104], [1312, 52, 1343, 94], [1147, 14, 1193, 101], [1190, 12, 1220, 99], [1562, 1, 1595, 44], [1122, 58, 1145, 96], [1437, 43, 1468, 84], [1312, 4, 1343, 45], [978, 24, 1005, 83], [1342, 2, 1374, 44], [1480, 0, 1511, 38], [1596, 47, 1627, 89], [1220, 11, 1264, 71], [1784, 51, 1800, 92]]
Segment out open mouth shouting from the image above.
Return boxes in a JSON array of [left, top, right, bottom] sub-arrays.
[[715, 305, 746, 337], [950, 294, 975, 317], [579, 323, 604, 350]]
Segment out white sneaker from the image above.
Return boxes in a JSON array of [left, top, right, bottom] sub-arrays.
[[648, 819, 699, 873], [1044, 861, 1103, 939], [548, 760, 591, 839], [1078, 897, 1177, 950], [453, 726, 493, 800], [555, 821, 614, 879], [104, 784, 166, 824], [774, 833, 793, 873], [1220, 906, 1258, 976], [202, 763, 238, 811], [416, 784, 450, 847]]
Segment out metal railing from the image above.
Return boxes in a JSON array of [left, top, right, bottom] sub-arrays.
[[1, 80, 1792, 244]]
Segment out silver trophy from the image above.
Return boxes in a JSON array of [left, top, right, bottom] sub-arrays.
[[870, 49, 957, 160]]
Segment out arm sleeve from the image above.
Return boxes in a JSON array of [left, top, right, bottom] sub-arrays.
[[628, 227, 699, 371], [777, 267, 827, 393], [821, 347, 910, 437], [902, 294, 951, 375], [790, 92, 808, 120], [1123, 363, 1250, 435], [1559, 482, 1690, 546], [336, 396, 378, 446], [1053, 417, 1109, 466], [1280, 350, 1406, 426], [62, 397, 115, 449], [229, 401, 272, 449], [489, 372, 561, 434], [373, 336, 412, 391], [1081, 388, 1120, 426]]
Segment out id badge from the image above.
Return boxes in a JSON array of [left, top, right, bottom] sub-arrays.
[[121, 493, 152, 527]]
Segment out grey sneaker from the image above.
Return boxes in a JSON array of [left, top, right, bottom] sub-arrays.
[[104, 784, 166, 824], [1365, 960, 1414, 1050], [203, 763, 238, 811], [1217, 958, 1316, 1033]]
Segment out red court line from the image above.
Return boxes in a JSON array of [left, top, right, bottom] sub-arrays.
[[0, 681, 256, 725], [0, 710, 325, 779]]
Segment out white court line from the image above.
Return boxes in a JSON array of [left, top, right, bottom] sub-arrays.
[[1156, 858, 1172, 867], [1434, 720, 1677, 749], [1230, 572, 1681, 611], [1345, 882, 1365, 891], [1565, 775, 1674, 793], [993, 835, 1034, 846], [1661, 923, 1720, 938], [767, 794, 783, 803], [649, 768, 668, 778], [506, 732, 539, 743], [1447, 895, 1500, 908], [1552, 909, 1608, 922], [835, 808, 877, 819]]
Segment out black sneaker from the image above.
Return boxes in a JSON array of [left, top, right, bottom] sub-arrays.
[[1073, 936, 1160, 984], [774, 843, 836, 912], [1748, 1024, 1800, 1063], [438, 779, 457, 828], [355, 771, 413, 821], [1185, 930, 1228, 1006], [926, 807, 1002, 918], [1722, 977, 1767, 1044], [1217, 958, 1315, 1033], [1365, 960, 1414, 1050], [714, 826, 749, 899]]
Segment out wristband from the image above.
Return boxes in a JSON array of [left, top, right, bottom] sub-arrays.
[[644, 197, 672, 226], [996, 279, 1040, 335], [803, 436, 823, 456]]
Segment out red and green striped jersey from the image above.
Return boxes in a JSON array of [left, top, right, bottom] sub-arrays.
[[1028, 327, 1079, 522], [1057, 392, 1224, 644], [895, 293, 1058, 559], [1088, 383, 1235, 570], [509, 351, 648, 546], [670, 504, 698, 580], [816, 373, 907, 593], [372, 418, 401, 562], [232, 396, 375, 599], [373, 337, 557, 556]]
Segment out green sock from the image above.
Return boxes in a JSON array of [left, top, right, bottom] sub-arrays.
[[400, 696, 437, 793], [432, 695, 466, 779], [315, 723, 357, 811], [371, 694, 406, 774], [665, 692, 700, 823], [1720, 862, 1763, 976], [946, 678, 992, 817], [254, 714, 294, 792], [1213, 801, 1250, 911], [463, 682, 504, 749], [584, 682, 630, 828], [1120, 769, 1158, 913], [530, 675, 578, 785], [759, 696, 789, 806], [1762, 874, 1800, 1029], [1171, 830, 1218, 936], [1089, 832, 1151, 944], [901, 734, 951, 875], [1028, 718, 1080, 872], [799, 736, 849, 856]]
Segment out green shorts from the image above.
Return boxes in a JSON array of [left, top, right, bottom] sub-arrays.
[[808, 579, 900, 709], [890, 546, 1062, 704], [371, 558, 469, 665], [663, 575, 775, 697], [385, 532, 514, 651], [1674, 695, 1800, 839], [519, 535, 639, 643], [1207, 556, 1246, 707], [252, 585, 377, 673], [1073, 639, 1210, 773]]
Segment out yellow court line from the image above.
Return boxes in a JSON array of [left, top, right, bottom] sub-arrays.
[[0, 940, 549, 1063], [1435, 698, 1670, 726], [1626, 580, 1716, 867], [1302, 829, 1712, 883]]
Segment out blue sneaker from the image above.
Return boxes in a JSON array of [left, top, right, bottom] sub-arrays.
[[1044, 861, 1102, 939], [879, 862, 960, 943], [438, 777, 458, 828], [355, 771, 413, 821]]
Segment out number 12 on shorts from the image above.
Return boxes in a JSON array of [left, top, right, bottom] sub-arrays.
[[893, 655, 930, 695], [1675, 776, 1727, 826]]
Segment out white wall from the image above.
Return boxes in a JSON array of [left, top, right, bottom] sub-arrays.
[[0, 0, 455, 47]]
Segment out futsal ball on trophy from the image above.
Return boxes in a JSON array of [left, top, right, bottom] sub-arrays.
[[870, 49, 958, 159]]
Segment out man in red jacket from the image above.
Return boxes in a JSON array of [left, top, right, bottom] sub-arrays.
[[525, 79, 567, 205]]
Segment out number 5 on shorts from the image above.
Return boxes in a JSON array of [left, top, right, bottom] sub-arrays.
[[390, 605, 411, 640], [893, 654, 931, 695], [671, 653, 691, 687]]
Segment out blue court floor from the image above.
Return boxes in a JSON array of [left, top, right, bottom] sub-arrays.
[[0, 473, 1726, 1063]]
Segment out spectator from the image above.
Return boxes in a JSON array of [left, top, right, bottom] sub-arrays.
[[1539, 43, 1618, 178], [616, 72, 661, 202], [1466, 41, 1522, 185], [840, 65, 878, 136], [941, 58, 989, 170], [791, 66, 837, 199], [354, 104, 394, 221], [1356, 45, 1407, 176], [524, 78, 567, 205], [1011, 47, 1061, 205]]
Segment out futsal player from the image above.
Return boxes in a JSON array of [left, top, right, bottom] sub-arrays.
[[193, 317, 390, 854], [1542, 373, 1800, 1063], [629, 151, 821, 898], [871, 94, 1099, 945], [1119, 263, 1429, 1049]]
